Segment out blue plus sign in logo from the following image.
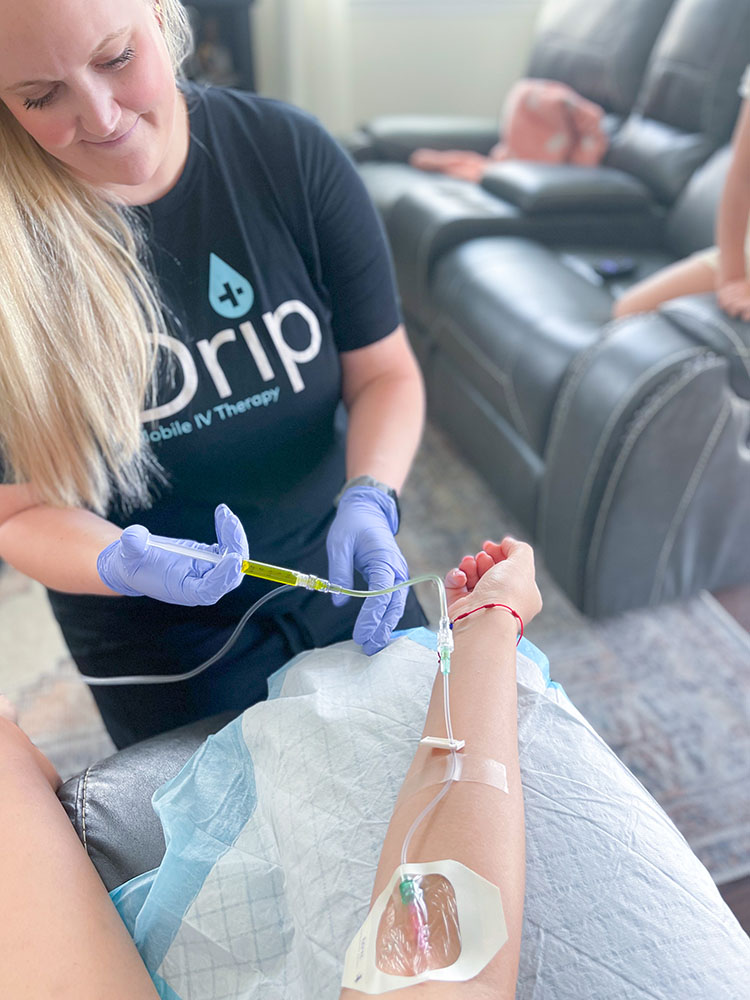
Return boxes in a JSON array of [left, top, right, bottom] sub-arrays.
[[208, 253, 255, 319]]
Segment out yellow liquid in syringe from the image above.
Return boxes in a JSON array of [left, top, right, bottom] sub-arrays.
[[240, 559, 336, 592]]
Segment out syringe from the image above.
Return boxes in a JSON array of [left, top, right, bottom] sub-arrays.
[[147, 538, 338, 592], [146, 537, 453, 670]]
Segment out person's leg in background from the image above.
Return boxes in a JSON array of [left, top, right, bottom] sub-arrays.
[[0, 713, 159, 999], [612, 254, 716, 318]]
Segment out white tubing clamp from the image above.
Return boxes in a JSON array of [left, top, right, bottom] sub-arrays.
[[420, 737, 465, 751]]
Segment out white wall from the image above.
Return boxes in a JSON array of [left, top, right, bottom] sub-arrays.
[[349, 3, 542, 125], [252, 0, 543, 132]]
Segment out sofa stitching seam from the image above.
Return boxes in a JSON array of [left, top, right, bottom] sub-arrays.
[[650, 397, 732, 601], [565, 345, 705, 589], [666, 304, 750, 380], [584, 354, 722, 611], [439, 311, 533, 443], [538, 320, 623, 544]]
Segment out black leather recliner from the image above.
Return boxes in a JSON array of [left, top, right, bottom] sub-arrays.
[[349, 0, 750, 616], [350, 0, 678, 223]]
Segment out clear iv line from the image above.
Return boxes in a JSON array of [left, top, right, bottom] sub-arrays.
[[81, 540, 453, 684], [79, 540, 460, 869]]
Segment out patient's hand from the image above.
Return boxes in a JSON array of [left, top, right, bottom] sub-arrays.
[[444, 537, 542, 628], [717, 278, 750, 321]]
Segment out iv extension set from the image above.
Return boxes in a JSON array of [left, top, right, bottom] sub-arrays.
[[81, 536, 509, 992]]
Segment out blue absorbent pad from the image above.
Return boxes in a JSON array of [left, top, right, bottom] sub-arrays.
[[112, 630, 750, 999]]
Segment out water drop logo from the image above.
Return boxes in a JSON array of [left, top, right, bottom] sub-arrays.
[[208, 253, 255, 319]]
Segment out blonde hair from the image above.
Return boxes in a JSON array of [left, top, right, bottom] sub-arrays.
[[0, 0, 193, 515]]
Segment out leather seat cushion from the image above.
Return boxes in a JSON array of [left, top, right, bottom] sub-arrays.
[[58, 712, 236, 891], [429, 238, 617, 456]]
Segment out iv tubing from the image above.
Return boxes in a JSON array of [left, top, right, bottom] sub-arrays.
[[80, 586, 287, 686], [79, 570, 449, 684], [399, 661, 457, 868], [80, 546, 460, 873]]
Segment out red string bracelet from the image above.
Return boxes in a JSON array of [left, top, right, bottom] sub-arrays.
[[450, 603, 524, 645]]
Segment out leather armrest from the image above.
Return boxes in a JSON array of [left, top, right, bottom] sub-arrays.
[[362, 115, 499, 162], [57, 711, 236, 891], [660, 294, 750, 398], [539, 314, 730, 614], [480, 162, 654, 215]]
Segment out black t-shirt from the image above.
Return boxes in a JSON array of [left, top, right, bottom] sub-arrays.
[[47, 83, 402, 636], [130, 82, 400, 547]]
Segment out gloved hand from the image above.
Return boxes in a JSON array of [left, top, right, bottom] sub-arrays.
[[97, 504, 248, 606], [326, 486, 409, 655]]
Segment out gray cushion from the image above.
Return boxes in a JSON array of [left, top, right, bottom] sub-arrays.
[[362, 115, 499, 162], [480, 163, 653, 215], [430, 238, 613, 458], [58, 712, 235, 891], [606, 0, 749, 203], [527, 0, 675, 115], [665, 145, 731, 257]]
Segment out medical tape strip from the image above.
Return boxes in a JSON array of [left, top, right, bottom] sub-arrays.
[[394, 754, 508, 812]]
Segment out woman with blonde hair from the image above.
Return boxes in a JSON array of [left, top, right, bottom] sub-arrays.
[[0, 0, 426, 747]]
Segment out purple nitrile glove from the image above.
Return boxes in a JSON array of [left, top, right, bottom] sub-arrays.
[[97, 504, 249, 606], [326, 486, 409, 655]]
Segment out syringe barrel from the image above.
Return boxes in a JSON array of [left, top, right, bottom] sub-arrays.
[[240, 560, 301, 587], [147, 539, 223, 564]]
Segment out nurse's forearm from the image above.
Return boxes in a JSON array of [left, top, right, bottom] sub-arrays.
[[344, 364, 425, 492], [342, 612, 524, 999], [0, 505, 121, 595]]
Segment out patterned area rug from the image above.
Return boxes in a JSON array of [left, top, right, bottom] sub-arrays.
[[2, 423, 749, 884]]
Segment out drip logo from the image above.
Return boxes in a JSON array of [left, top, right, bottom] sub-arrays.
[[209, 253, 254, 318]]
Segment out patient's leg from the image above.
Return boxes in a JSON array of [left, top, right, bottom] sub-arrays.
[[0, 717, 159, 999], [612, 256, 715, 318]]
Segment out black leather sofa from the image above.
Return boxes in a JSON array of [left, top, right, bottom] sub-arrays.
[[349, 0, 750, 616]]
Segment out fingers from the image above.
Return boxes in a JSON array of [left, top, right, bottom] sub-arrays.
[[353, 556, 409, 654], [475, 550, 494, 578], [717, 282, 750, 321], [444, 566, 467, 597], [327, 546, 354, 606], [451, 546, 505, 593], [458, 553, 479, 590], [214, 504, 249, 560], [118, 524, 150, 561], [731, 300, 750, 321], [183, 551, 245, 606], [354, 588, 407, 655], [483, 536, 534, 565]]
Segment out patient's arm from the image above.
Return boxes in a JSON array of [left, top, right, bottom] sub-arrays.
[[341, 537, 542, 1000]]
